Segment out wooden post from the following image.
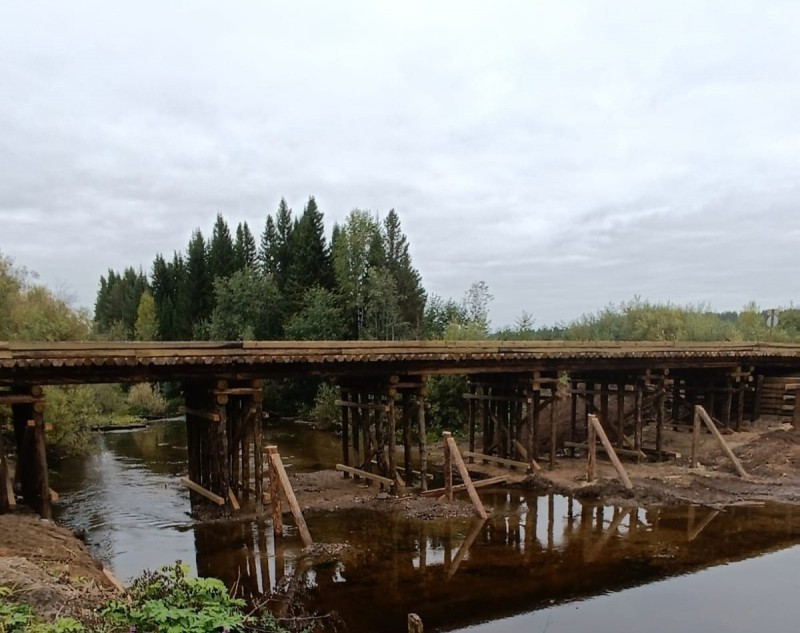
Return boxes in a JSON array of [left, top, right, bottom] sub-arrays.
[[387, 397, 397, 492], [12, 390, 50, 519], [735, 382, 745, 431], [267, 446, 283, 538], [444, 435, 488, 520], [655, 379, 665, 459], [403, 393, 413, 486], [695, 406, 748, 478], [0, 432, 8, 514], [443, 431, 453, 502], [722, 379, 733, 428], [532, 389, 541, 459], [548, 394, 556, 470], [672, 380, 681, 425], [616, 382, 625, 447], [268, 449, 313, 547], [252, 384, 264, 504], [600, 385, 609, 436], [351, 392, 361, 475], [526, 393, 535, 470], [570, 384, 578, 444], [588, 414, 633, 490], [481, 386, 490, 454], [690, 406, 701, 468], [587, 415, 597, 482], [634, 382, 643, 459], [340, 389, 350, 478], [752, 374, 763, 422], [418, 394, 428, 492], [468, 387, 476, 454]]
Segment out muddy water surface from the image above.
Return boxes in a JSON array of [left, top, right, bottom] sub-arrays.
[[51, 421, 800, 632]]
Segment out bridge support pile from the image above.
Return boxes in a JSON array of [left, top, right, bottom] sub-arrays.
[[465, 373, 565, 471], [182, 379, 264, 513], [336, 375, 429, 493], [0, 386, 50, 518]]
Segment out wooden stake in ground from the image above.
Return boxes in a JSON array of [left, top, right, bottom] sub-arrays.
[[443, 432, 453, 501], [695, 406, 748, 478], [587, 414, 633, 490], [267, 445, 283, 538], [444, 433, 488, 520], [268, 446, 313, 547], [587, 416, 597, 482]]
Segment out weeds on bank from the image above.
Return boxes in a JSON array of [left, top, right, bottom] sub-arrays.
[[0, 564, 302, 633]]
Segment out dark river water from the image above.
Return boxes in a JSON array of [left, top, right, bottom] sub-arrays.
[[50, 421, 800, 633]]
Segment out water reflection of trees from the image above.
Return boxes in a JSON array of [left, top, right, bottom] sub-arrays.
[[191, 495, 800, 633]]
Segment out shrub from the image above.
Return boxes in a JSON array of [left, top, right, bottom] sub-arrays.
[[126, 384, 168, 418]]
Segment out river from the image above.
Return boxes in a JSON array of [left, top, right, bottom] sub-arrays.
[[50, 420, 800, 632]]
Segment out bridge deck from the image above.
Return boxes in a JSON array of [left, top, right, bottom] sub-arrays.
[[2, 340, 800, 385]]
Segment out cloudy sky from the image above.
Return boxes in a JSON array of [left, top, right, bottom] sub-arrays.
[[2, 1, 799, 329]]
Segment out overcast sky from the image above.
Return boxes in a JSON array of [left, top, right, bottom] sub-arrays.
[[2, 1, 799, 329]]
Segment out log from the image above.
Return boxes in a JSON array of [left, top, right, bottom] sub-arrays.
[[695, 406, 748, 478], [336, 464, 394, 486], [180, 477, 224, 505], [267, 446, 283, 537], [587, 415, 633, 489], [514, 440, 541, 471], [461, 450, 530, 470], [445, 435, 488, 520], [180, 406, 221, 423], [227, 488, 241, 511], [268, 450, 313, 548], [420, 475, 509, 498]]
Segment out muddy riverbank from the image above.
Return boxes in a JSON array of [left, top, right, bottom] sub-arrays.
[[0, 513, 120, 623], [289, 417, 800, 516]]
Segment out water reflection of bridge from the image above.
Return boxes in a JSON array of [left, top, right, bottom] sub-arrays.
[[4, 341, 800, 518], [192, 492, 799, 633]]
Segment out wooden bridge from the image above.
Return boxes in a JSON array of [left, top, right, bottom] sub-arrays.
[[2, 340, 800, 519]]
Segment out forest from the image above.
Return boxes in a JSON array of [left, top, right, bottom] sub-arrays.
[[3, 196, 800, 456]]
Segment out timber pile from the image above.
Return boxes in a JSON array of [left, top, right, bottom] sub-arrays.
[[3, 340, 800, 385]]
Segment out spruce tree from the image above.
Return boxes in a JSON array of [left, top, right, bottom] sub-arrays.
[[186, 229, 213, 332], [284, 196, 334, 314], [259, 215, 278, 276], [209, 213, 236, 281], [234, 221, 257, 270]]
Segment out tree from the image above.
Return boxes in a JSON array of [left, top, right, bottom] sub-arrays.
[[186, 229, 213, 330], [382, 210, 426, 335], [134, 290, 158, 340], [284, 196, 334, 314], [233, 221, 257, 270], [363, 267, 405, 340], [332, 210, 381, 338], [462, 281, 493, 335], [271, 198, 294, 293], [207, 268, 280, 340], [283, 286, 346, 340], [208, 213, 236, 281]]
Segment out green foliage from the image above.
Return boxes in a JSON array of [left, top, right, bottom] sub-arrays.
[[126, 384, 168, 417], [102, 563, 246, 633], [134, 290, 158, 341], [308, 382, 340, 430], [283, 287, 346, 341], [0, 587, 85, 633], [43, 386, 101, 459], [94, 267, 148, 338], [207, 268, 280, 340], [425, 375, 468, 433]]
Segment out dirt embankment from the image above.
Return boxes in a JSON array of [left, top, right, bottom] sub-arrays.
[[0, 513, 120, 623]]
